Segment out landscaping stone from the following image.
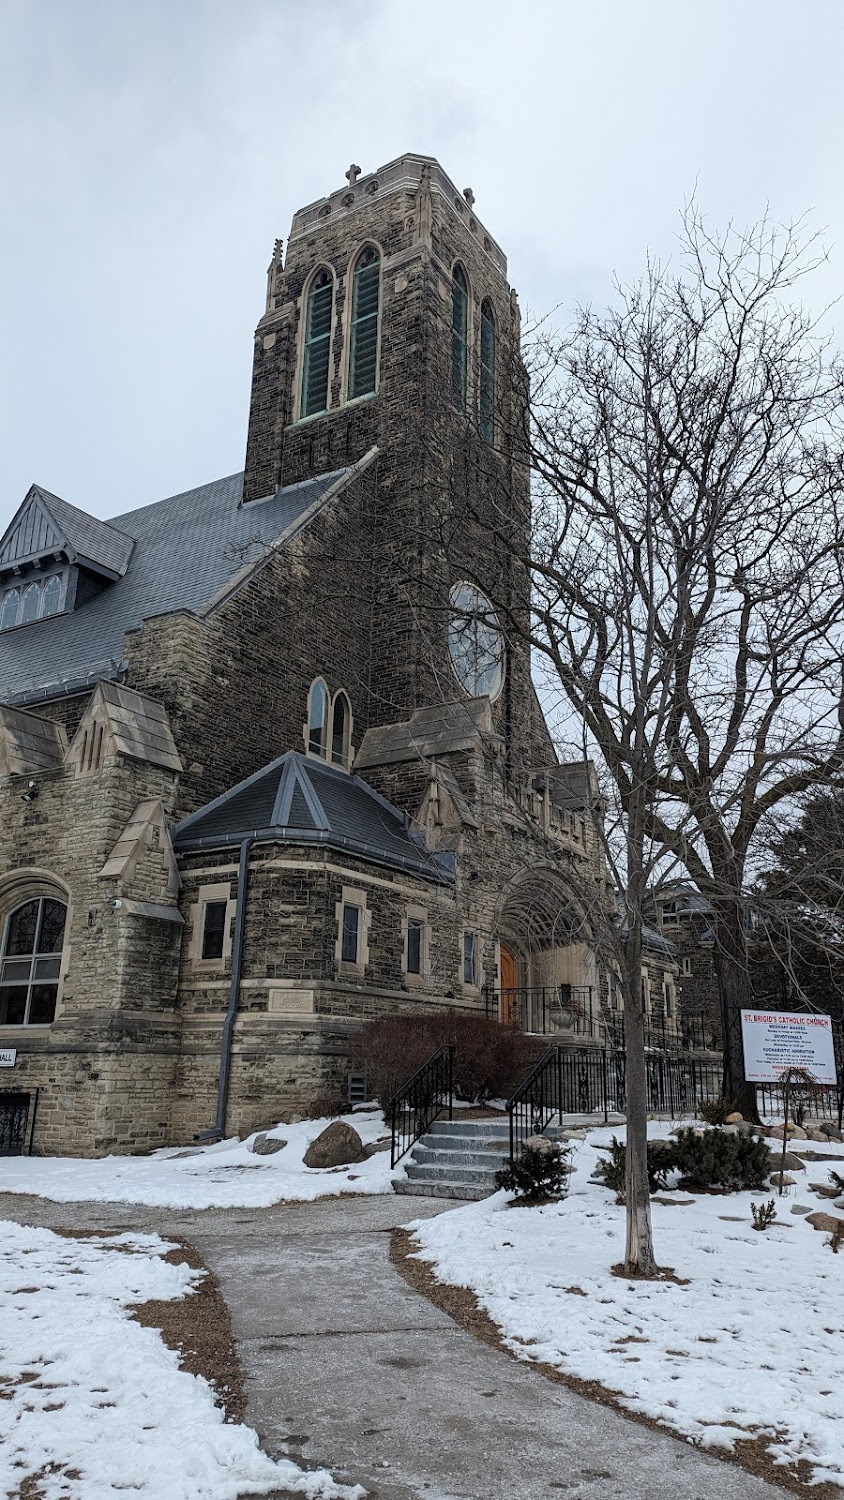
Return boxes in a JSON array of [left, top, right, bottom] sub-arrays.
[[794, 1149, 844, 1163], [809, 1182, 841, 1198], [770, 1173, 796, 1187], [776, 1152, 806, 1172], [819, 1123, 844, 1142], [363, 1139, 392, 1157], [725, 1112, 744, 1124], [806, 1211, 844, 1233], [791, 1204, 813, 1215], [303, 1121, 366, 1168], [806, 1129, 829, 1143], [249, 1133, 286, 1156], [522, 1134, 558, 1155]]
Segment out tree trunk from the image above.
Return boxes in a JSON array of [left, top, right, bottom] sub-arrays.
[[712, 905, 759, 1122], [622, 909, 658, 1276]]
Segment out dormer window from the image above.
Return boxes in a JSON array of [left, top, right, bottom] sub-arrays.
[[0, 571, 66, 631]]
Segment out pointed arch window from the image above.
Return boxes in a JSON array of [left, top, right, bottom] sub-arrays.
[[330, 691, 352, 767], [41, 575, 62, 618], [0, 588, 19, 631], [479, 301, 496, 444], [452, 267, 469, 410], [307, 678, 329, 757], [300, 269, 334, 419], [0, 896, 67, 1026], [20, 582, 41, 625], [349, 248, 380, 400]]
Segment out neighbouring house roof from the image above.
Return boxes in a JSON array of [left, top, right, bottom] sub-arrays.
[[173, 751, 455, 884], [355, 697, 498, 768], [0, 461, 367, 707]]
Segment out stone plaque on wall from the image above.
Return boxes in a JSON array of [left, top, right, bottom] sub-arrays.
[[268, 988, 315, 1015]]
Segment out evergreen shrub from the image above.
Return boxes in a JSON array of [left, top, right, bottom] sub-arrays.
[[594, 1135, 676, 1202], [671, 1126, 771, 1191], [495, 1142, 571, 1203]]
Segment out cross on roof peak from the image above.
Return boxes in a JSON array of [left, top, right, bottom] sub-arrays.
[[345, 163, 361, 187]]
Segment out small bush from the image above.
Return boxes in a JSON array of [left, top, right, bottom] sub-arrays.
[[826, 1222, 844, 1254], [829, 1169, 844, 1194], [671, 1126, 771, 1192], [595, 1135, 676, 1202], [356, 1011, 544, 1110], [495, 1141, 571, 1203], [699, 1096, 737, 1126], [751, 1199, 777, 1231]]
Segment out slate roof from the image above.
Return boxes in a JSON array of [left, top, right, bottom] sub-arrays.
[[174, 751, 455, 885], [355, 697, 498, 768], [0, 466, 353, 706], [0, 485, 135, 578]]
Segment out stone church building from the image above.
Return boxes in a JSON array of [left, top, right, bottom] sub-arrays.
[[0, 154, 677, 1157]]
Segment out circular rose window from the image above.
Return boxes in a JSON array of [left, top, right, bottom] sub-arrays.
[[447, 582, 505, 700]]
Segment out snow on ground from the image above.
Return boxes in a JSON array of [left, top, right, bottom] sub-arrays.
[[408, 1121, 844, 1488], [0, 1109, 397, 1210], [0, 1221, 362, 1500]]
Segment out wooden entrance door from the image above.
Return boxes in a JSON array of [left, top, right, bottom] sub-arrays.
[[499, 944, 518, 1025]]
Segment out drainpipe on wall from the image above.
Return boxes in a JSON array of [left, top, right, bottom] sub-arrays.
[[198, 835, 253, 1143]]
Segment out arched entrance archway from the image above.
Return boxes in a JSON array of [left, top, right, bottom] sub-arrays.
[[495, 866, 598, 1035]]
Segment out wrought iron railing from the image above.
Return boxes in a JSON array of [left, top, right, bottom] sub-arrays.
[[505, 1044, 727, 1162], [387, 1044, 455, 1169], [486, 984, 601, 1037], [603, 1012, 713, 1055]]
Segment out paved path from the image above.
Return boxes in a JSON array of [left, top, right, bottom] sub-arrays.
[[0, 1190, 787, 1500]]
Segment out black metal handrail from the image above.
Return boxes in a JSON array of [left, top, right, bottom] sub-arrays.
[[505, 1045, 562, 1163], [387, 1043, 455, 1168]]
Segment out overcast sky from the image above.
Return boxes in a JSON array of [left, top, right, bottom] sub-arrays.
[[3, 0, 844, 532]]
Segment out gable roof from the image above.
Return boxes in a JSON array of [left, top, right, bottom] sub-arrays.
[[174, 751, 455, 884], [0, 485, 135, 579], [355, 697, 498, 769], [0, 463, 361, 707]]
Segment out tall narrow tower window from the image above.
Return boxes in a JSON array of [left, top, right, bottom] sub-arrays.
[[349, 248, 380, 400], [300, 270, 334, 419], [307, 678, 329, 757], [330, 690, 352, 767], [452, 267, 469, 410], [479, 301, 495, 444]]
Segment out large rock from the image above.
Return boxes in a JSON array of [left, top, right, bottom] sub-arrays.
[[725, 1111, 744, 1124], [809, 1182, 840, 1198], [770, 1172, 796, 1188], [776, 1152, 806, 1172], [806, 1211, 844, 1233], [819, 1123, 844, 1142], [250, 1133, 286, 1156], [303, 1121, 366, 1169], [522, 1134, 559, 1155], [363, 1138, 392, 1158]]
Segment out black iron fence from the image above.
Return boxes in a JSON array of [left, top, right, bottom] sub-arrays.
[[387, 1044, 454, 1169], [486, 984, 601, 1038]]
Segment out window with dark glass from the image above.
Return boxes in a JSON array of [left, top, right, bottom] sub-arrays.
[[0, 897, 66, 1026], [452, 267, 468, 410], [300, 269, 334, 418], [479, 301, 495, 443], [330, 691, 351, 767], [407, 917, 423, 976], [463, 931, 477, 986], [41, 575, 62, 618], [201, 901, 227, 961], [348, 248, 380, 399], [307, 678, 329, 757], [341, 903, 360, 964]]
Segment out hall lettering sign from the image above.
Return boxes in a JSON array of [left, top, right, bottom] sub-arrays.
[[740, 1010, 837, 1084]]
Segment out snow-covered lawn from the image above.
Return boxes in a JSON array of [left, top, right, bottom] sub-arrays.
[[0, 1109, 396, 1210], [0, 1221, 362, 1500], [408, 1122, 844, 1489]]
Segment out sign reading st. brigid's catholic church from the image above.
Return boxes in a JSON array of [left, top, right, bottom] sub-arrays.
[[740, 1010, 837, 1084]]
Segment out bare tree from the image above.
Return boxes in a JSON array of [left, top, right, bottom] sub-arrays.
[[434, 208, 844, 1274]]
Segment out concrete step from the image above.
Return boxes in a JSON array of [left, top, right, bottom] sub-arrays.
[[410, 1145, 509, 1169], [426, 1117, 511, 1137], [394, 1177, 490, 1201], [405, 1160, 503, 1186]]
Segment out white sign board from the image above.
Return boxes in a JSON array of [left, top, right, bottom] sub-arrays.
[[0, 1049, 16, 1068], [740, 1010, 837, 1084]]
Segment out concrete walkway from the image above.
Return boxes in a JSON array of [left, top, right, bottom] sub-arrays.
[[0, 1190, 788, 1500]]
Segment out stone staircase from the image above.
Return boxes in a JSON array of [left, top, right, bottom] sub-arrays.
[[393, 1116, 515, 1201]]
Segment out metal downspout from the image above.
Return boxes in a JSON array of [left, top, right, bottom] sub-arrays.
[[200, 835, 253, 1142]]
